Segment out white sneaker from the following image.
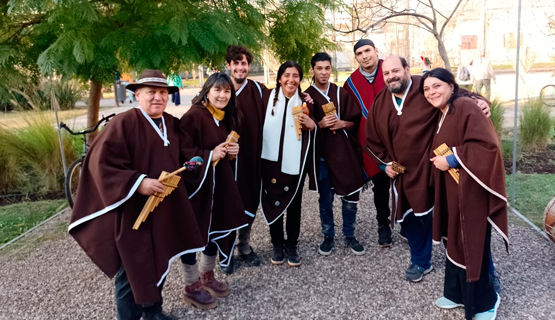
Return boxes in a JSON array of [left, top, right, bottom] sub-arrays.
[[474, 293, 500, 320], [435, 297, 464, 309]]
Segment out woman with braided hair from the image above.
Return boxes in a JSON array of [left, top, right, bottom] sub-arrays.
[[260, 61, 319, 267]]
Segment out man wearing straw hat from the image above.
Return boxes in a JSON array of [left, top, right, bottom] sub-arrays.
[[69, 69, 205, 320]]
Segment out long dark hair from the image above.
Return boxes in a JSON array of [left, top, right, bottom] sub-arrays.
[[192, 72, 241, 130], [273, 61, 304, 109], [420, 68, 460, 107]]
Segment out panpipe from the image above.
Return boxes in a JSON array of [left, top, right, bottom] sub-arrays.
[[433, 143, 460, 184], [391, 161, 405, 174], [321, 102, 337, 134], [292, 102, 310, 140], [132, 157, 203, 230], [213, 130, 240, 166]]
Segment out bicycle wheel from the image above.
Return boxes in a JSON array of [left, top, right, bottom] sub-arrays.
[[540, 84, 555, 107], [65, 158, 83, 209]]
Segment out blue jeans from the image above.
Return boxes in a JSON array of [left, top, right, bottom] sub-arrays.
[[318, 160, 358, 238], [401, 211, 433, 269]]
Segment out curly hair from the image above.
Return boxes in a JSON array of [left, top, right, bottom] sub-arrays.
[[226, 46, 253, 64]]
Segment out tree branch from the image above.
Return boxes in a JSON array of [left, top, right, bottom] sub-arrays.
[[439, 0, 463, 36]]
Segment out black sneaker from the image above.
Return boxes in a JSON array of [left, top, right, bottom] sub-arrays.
[[219, 256, 234, 274], [240, 247, 261, 266], [345, 237, 365, 255], [271, 245, 285, 265], [286, 246, 301, 267], [378, 225, 392, 248], [318, 237, 334, 255]]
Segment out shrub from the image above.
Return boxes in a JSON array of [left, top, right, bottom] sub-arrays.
[[489, 98, 504, 142], [9, 82, 50, 111], [519, 99, 553, 151], [53, 80, 85, 110], [0, 114, 79, 194]]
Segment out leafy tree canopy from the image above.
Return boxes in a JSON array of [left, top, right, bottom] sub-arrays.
[[2, 0, 335, 83]]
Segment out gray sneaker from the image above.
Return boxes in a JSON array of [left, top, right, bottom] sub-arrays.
[[405, 263, 433, 282]]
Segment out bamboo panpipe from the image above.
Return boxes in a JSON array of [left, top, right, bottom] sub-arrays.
[[391, 161, 406, 174], [132, 157, 203, 230], [433, 143, 460, 184], [321, 102, 337, 134], [213, 130, 240, 166], [292, 103, 310, 140], [132, 171, 181, 230]]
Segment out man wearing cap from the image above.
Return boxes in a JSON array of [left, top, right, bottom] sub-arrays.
[[69, 69, 204, 320], [343, 39, 393, 248]]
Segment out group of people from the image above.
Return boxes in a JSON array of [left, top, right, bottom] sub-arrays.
[[68, 40, 508, 320]]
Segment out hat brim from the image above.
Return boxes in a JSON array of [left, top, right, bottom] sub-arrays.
[[126, 82, 179, 94]]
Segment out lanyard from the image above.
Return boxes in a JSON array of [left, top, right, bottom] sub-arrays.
[[136, 107, 170, 146], [390, 79, 412, 116]]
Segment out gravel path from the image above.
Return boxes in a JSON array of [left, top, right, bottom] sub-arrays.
[[1, 188, 554, 320]]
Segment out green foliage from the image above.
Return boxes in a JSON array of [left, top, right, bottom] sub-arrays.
[[519, 99, 553, 151], [501, 139, 519, 163], [0, 114, 79, 194], [8, 81, 50, 111], [269, 0, 337, 74], [52, 80, 85, 110], [489, 98, 504, 142]]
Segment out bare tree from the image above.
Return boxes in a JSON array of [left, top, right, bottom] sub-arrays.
[[334, 0, 464, 70]]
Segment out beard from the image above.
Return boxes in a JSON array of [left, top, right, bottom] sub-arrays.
[[386, 74, 410, 94], [231, 69, 248, 84], [233, 75, 247, 84]]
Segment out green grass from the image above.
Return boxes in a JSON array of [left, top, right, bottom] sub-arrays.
[[0, 199, 67, 245], [506, 174, 555, 227], [519, 99, 553, 151]]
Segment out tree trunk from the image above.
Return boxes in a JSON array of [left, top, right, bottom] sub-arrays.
[[436, 36, 451, 71], [88, 80, 102, 142]]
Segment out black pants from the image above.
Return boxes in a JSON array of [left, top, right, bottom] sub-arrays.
[[180, 242, 218, 265], [371, 171, 391, 227], [114, 268, 165, 320], [444, 223, 497, 320], [269, 172, 306, 248]]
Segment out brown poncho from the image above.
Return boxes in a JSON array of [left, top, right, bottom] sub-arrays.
[[69, 108, 205, 305], [235, 80, 266, 220], [431, 97, 509, 282], [304, 83, 364, 198], [365, 75, 435, 224], [180, 105, 248, 266]]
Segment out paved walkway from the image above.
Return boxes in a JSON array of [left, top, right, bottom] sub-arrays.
[[0, 188, 553, 319]]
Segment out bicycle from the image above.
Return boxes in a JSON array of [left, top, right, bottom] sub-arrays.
[[59, 113, 116, 208], [540, 84, 555, 107]]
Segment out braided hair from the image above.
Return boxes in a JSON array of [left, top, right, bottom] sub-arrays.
[[272, 61, 304, 115]]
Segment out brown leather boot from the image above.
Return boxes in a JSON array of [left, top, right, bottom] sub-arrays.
[[200, 270, 230, 298], [183, 280, 218, 309]]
